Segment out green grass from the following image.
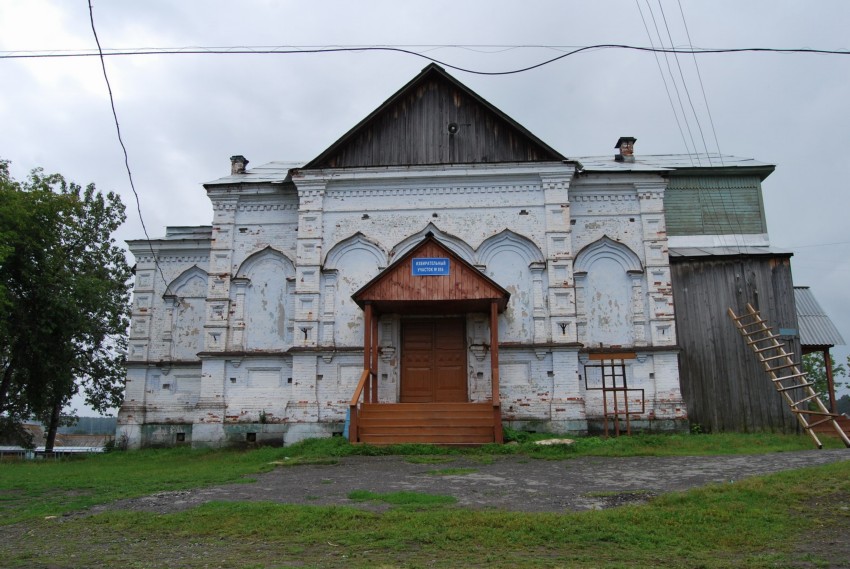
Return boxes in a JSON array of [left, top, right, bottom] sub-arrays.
[[1, 461, 847, 568], [0, 432, 841, 526], [405, 456, 455, 464], [347, 490, 457, 506]]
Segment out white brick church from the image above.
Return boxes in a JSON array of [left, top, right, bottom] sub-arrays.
[[117, 64, 773, 448]]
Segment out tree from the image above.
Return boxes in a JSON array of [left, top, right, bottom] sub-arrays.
[[0, 160, 131, 451], [801, 351, 848, 409], [838, 394, 850, 416]]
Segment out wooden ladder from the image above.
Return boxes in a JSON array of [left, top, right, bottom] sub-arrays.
[[728, 303, 850, 449]]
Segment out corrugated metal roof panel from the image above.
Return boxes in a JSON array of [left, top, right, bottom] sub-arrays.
[[574, 154, 773, 172], [204, 161, 303, 186], [669, 246, 792, 258], [794, 287, 845, 347]]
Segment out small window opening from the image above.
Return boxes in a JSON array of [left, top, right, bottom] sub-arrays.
[[246, 432, 257, 442], [162, 383, 171, 390], [230, 377, 237, 384], [519, 209, 529, 215], [287, 377, 293, 384], [176, 433, 185, 442]]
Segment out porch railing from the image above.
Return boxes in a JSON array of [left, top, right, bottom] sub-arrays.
[[348, 368, 377, 443]]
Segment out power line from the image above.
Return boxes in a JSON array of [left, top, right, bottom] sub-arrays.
[[778, 240, 850, 249], [677, 0, 724, 166], [87, 0, 167, 288], [657, 0, 711, 163], [1, 44, 848, 76], [644, 1, 701, 165], [635, 0, 694, 165]]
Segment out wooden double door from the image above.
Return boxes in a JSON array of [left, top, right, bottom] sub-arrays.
[[400, 319, 468, 403]]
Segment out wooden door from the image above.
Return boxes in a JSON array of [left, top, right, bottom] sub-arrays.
[[400, 319, 467, 403]]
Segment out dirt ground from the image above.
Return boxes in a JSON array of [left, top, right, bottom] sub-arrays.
[[85, 448, 850, 516]]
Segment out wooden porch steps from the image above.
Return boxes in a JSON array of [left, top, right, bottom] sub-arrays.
[[356, 402, 497, 445]]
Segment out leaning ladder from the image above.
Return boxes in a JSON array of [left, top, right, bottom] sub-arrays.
[[728, 303, 850, 449]]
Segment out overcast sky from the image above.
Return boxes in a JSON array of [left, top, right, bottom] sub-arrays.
[[2, 1, 849, 414]]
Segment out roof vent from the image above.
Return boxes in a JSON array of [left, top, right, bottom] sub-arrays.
[[614, 137, 636, 163], [230, 155, 249, 175]]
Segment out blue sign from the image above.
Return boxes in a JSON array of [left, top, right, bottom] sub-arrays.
[[412, 257, 450, 276]]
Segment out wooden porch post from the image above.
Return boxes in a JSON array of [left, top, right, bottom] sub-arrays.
[[490, 300, 503, 443], [364, 303, 372, 403], [824, 348, 837, 413], [371, 308, 379, 403]]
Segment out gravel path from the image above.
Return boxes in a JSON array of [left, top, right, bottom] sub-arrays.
[[87, 449, 850, 515]]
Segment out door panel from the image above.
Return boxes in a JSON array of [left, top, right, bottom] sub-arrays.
[[401, 319, 468, 403]]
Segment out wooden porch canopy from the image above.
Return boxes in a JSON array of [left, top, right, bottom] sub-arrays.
[[352, 233, 510, 314], [349, 233, 510, 427]]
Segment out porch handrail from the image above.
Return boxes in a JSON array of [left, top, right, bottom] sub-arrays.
[[350, 368, 371, 406], [348, 368, 372, 443]]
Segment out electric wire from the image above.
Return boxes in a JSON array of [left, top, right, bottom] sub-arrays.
[[634, 1, 694, 166], [87, 0, 167, 287], [677, 0, 724, 165], [1, 44, 848, 74], [655, 1, 744, 250], [644, 1, 701, 166], [657, 0, 712, 163]]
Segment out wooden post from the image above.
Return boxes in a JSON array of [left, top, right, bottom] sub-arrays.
[[824, 348, 837, 413], [371, 309, 379, 403], [364, 303, 372, 403], [490, 300, 503, 443]]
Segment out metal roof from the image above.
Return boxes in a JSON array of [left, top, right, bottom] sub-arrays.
[[794, 287, 845, 347], [204, 154, 772, 186], [574, 154, 774, 174], [204, 161, 303, 186], [669, 245, 792, 258]]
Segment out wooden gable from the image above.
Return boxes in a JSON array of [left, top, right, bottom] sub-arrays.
[[352, 234, 510, 314], [305, 64, 565, 169]]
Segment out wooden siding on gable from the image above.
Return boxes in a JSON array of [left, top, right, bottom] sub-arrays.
[[353, 237, 509, 313], [307, 65, 564, 169], [670, 255, 800, 433], [357, 241, 504, 303], [665, 176, 767, 236]]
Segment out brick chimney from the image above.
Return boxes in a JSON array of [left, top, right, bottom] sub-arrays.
[[230, 155, 249, 175], [615, 137, 636, 162]]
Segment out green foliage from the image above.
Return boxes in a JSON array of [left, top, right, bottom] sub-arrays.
[[3, 461, 848, 567], [838, 394, 850, 416], [802, 352, 847, 400], [1, 432, 839, 526], [0, 159, 131, 449], [347, 489, 457, 506]]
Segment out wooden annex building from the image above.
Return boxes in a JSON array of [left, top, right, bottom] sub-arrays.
[[117, 64, 827, 448]]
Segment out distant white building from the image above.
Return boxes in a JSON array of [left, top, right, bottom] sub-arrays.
[[118, 65, 793, 448]]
